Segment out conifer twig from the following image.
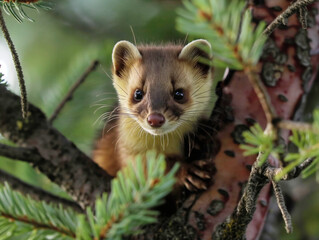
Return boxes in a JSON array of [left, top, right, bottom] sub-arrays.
[[266, 157, 315, 180], [49, 60, 99, 124], [245, 70, 277, 123], [0, 8, 28, 118], [214, 155, 313, 238], [1, 212, 76, 238], [277, 120, 318, 133], [263, 0, 315, 36], [298, 157, 315, 171], [0, 169, 83, 212], [272, 180, 292, 233]]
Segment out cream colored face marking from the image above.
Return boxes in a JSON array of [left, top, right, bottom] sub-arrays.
[[111, 39, 213, 153]]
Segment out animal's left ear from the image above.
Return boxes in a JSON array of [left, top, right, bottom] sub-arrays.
[[178, 39, 212, 75]]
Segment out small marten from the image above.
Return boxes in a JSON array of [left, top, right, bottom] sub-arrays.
[[93, 39, 216, 191]]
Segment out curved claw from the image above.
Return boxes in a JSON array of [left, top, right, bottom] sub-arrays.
[[186, 175, 208, 190], [189, 166, 211, 179]]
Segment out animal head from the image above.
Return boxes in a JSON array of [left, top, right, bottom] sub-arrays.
[[111, 39, 214, 136]]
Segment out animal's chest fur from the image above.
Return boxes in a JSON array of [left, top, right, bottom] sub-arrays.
[[117, 117, 184, 164]]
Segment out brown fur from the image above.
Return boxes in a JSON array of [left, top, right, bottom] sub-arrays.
[[93, 40, 214, 192]]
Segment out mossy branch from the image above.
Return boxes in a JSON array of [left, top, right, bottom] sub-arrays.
[[263, 0, 316, 36], [0, 8, 27, 118]]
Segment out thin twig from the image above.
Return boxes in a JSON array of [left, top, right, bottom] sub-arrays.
[[297, 5, 308, 29], [1, 211, 76, 237], [0, 169, 83, 212], [0, 8, 28, 118], [278, 120, 318, 133], [49, 60, 99, 124], [245, 70, 277, 123], [298, 157, 315, 171], [263, 0, 315, 36], [0, 143, 42, 163], [214, 154, 313, 238], [272, 180, 293, 233]]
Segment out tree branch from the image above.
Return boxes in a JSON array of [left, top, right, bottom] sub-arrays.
[[212, 158, 269, 240], [245, 70, 277, 123], [0, 169, 83, 212], [277, 120, 318, 133], [0, 84, 112, 208], [49, 60, 99, 124], [0, 8, 28, 118], [271, 180, 292, 233], [213, 154, 314, 239], [0, 143, 42, 163], [263, 0, 315, 36]]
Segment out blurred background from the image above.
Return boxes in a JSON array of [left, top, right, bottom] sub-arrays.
[[0, 0, 318, 239]]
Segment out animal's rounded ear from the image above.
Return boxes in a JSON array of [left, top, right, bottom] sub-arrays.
[[112, 40, 142, 77], [178, 39, 212, 75]]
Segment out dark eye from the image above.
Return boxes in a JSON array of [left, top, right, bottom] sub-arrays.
[[134, 89, 144, 102], [174, 89, 184, 102]]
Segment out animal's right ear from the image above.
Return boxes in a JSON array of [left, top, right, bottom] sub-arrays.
[[112, 41, 142, 77]]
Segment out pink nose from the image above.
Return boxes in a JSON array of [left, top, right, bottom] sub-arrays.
[[147, 113, 165, 128]]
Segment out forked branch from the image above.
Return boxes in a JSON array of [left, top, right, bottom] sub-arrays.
[[263, 0, 315, 36]]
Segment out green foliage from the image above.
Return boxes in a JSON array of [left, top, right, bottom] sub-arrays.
[[176, 0, 267, 69], [241, 109, 319, 181], [240, 124, 283, 165], [0, 152, 178, 239], [78, 151, 179, 240], [277, 109, 319, 181], [0, 182, 76, 239], [0, 0, 51, 23]]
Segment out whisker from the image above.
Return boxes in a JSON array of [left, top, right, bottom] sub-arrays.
[[99, 64, 113, 80], [93, 105, 114, 115], [92, 97, 118, 104], [113, 81, 128, 95]]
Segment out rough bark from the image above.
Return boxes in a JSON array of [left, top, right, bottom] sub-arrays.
[[0, 85, 112, 208], [145, 1, 319, 239], [0, 0, 318, 239]]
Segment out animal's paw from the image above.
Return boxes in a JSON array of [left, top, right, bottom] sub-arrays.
[[180, 160, 215, 192]]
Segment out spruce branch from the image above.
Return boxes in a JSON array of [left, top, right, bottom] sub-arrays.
[[264, 158, 315, 181], [214, 154, 313, 238], [0, 0, 51, 22], [0, 7, 28, 118], [0, 183, 78, 239], [241, 109, 319, 180], [263, 0, 316, 36], [49, 60, 99, 124], [0, 170, 83, 212], [176, 0, 267, 69], [0, 152, 178, 239], [79, 152, 179, 239]]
